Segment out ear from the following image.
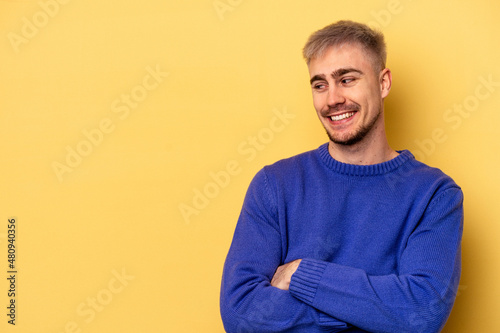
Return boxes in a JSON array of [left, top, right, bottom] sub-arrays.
[[380, 68, 392, 99]]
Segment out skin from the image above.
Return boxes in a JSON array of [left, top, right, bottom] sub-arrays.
[[270, 258, 302, 290], [310, 42, 396, 165], [270, 42, 397, 290]]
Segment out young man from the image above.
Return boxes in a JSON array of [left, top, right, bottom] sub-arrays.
[[220, 20, 463, 333]]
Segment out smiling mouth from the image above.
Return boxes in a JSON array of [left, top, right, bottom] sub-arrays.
[[330, 112, 356, 121]]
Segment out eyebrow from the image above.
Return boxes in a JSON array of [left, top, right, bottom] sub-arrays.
[[309, 68, 364, 85]]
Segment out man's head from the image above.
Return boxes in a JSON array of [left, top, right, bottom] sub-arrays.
[[304, 21, 392, 147]]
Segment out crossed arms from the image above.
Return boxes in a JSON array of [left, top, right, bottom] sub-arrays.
[[220, 169, 463, 333]]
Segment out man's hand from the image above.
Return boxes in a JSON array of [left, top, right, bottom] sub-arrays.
[[271, 259, 302, 290]]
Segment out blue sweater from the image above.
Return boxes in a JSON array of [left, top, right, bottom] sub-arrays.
[[220, 144, 463, 333]]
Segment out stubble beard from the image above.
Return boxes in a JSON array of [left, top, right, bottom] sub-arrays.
[[325, 107, 382, 146]]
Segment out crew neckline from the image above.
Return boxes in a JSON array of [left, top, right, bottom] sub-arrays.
[[317, 143, 414, 176]]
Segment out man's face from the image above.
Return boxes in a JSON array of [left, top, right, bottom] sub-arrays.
[[308, 43, 391, 146]]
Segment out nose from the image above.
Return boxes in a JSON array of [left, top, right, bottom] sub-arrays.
[[327, 86, 345, 107]]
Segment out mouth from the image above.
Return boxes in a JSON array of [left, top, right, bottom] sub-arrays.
[[328, 111, 357, 122]]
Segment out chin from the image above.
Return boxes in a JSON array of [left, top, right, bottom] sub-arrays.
[[326, 128, 367, 146]]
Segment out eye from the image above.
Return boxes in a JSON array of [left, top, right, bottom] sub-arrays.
[[341, 77, 355, 85], [312, 82, 327, 90]]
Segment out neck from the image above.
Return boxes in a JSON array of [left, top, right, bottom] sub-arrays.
[[328, 124, 398, 165]]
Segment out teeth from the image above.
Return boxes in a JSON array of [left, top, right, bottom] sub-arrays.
[[330, 112, 355, 121]]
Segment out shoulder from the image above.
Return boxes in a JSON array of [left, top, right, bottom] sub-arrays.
[[262, 145, 325, 177], [393, 152, 463, 208], [248, 145, 324, 195], [405, 154, 460, 190]]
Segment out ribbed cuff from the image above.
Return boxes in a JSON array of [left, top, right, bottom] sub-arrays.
[[289, 259, 327, 305]]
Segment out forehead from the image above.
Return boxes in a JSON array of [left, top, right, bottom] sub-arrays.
[[308, 43, 375, 76]]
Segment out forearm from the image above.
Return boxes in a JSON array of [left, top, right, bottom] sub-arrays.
[[221, 243, 350, 332], [221, 274, 317, 333], [290, 257, 461, 333]]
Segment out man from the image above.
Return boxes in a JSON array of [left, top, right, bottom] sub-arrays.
[[220, 20, 463, 333]]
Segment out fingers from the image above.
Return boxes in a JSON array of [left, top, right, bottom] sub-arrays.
[[270, 259, 302, 290]]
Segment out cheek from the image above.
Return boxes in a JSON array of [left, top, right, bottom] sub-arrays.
[[365, 91, 383, 109], [350, 91, 375, 110], [312, 94, 325, 111]]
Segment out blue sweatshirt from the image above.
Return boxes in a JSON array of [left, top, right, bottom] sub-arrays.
[[220, 144, 463, 333]]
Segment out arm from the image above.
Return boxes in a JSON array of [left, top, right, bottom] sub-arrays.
[[287, 187, 464, 333], [220, 169, 350, 333]]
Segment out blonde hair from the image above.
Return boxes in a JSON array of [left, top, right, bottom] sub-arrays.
[[303, 20, 387, 70]]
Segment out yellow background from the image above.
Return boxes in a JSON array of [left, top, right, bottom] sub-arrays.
[[1, 0, 499, 332]]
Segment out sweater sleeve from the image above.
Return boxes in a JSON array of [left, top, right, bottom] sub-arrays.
[[289, 187, 464, 333], [220, 169, 351, 332]]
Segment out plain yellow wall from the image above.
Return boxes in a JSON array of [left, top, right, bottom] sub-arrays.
[[1, 0, 499, 332]]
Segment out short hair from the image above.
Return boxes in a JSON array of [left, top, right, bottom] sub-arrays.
[[303, 20, 387, 70]]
